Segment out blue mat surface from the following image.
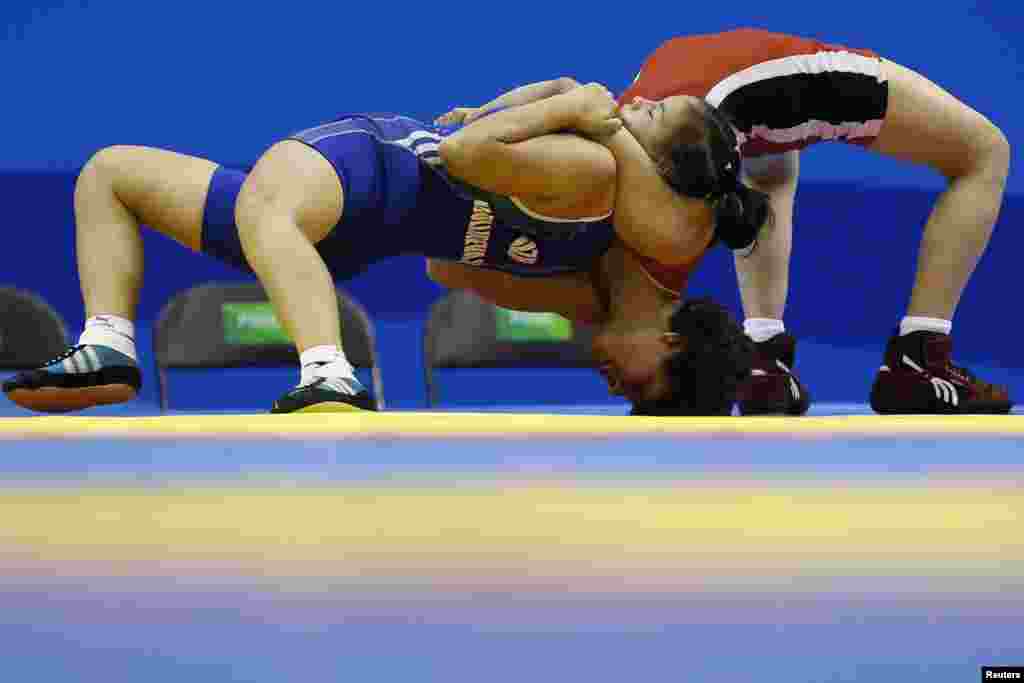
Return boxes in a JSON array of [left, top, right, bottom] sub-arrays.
[[1, 411, 1021, 682]]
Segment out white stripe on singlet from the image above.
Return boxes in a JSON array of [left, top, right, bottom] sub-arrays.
[[294, 120, 447, 168]]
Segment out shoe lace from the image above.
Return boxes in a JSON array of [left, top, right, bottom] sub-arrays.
[[40, 345, 85, 367], [303, 375, 363, 395], [944, 361, 975, 385]]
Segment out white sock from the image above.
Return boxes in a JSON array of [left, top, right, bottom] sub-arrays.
[[744, 318, 785, 343], [78, 315, 137, 361], [899, 316, 952, 337], [299, 345, 355, 386]]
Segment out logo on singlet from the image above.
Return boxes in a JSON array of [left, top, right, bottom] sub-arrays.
[[461, 200, 494, 266], [507, 235, 538, 265]]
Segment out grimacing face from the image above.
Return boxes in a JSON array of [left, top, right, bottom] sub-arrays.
[[590, 326, 684, 404], [617, 94, 706, 160]]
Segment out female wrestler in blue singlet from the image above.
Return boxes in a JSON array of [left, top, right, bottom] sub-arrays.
[[4, 81, 760, 415]]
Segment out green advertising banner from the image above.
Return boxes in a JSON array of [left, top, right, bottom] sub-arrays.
[[222, 302, 291, 345], [494, 307, 572, 342]]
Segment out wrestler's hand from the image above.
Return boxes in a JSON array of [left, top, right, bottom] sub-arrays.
[[435, 107, 482, 126], [571, 83, 623, 140]]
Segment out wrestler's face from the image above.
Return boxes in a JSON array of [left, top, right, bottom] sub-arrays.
[[617, 94, 705, 159], [590, 325, 682, 404]]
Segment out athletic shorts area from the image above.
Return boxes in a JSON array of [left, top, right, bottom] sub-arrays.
[[708, 49, 889, 157], [199, 117, 430, 279]]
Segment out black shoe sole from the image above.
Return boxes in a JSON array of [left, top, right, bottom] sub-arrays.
[[275, 399, 371, 414], [870, 379, 1013, 415], [871, 401, 1013, 416], [739, 401, 810, 417], [270, 381, 375, 414]]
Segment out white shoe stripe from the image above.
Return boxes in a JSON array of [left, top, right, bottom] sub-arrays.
[[929, 377, 959, 406], [902, 354, 926, 373], [932, 377, 959, 407], [898, 355, 963, 408], [788, 376, 801, 401], [83, 347, 101, 373]]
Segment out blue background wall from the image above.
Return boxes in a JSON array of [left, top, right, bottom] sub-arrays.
[[2, 0, 1022, 408]]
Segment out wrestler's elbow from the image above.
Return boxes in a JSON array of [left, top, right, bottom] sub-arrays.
[[437, 135, 467, 171], [425, 258, 465, 288], [439, 133, 487, 177], [552, 76, 581, 94], [424, 258, 445, 284]]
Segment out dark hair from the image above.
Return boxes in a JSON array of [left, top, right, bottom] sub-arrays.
[[658, 101, 771, 251], [630, 297, 753, 416]]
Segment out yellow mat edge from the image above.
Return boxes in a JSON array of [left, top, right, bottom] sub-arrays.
[[0, 412, 1023, 437]]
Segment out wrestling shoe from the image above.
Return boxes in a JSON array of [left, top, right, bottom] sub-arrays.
[[270, 376, 375, 414], [870, 331, 1012, 414], [736, 333, 810, 416], [2, 344, 141, 413]]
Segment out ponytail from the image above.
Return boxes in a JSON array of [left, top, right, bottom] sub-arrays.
[[659, 100, 772, 252], [712, 183, 771, 251]]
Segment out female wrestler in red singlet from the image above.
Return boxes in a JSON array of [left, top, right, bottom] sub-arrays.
[[439, 28, 1011, 416], [620, 28, 1011, 416]]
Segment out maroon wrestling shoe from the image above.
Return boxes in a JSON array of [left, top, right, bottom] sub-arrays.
[[870, 331, 1012, 414], [736, 333, 810, 416]]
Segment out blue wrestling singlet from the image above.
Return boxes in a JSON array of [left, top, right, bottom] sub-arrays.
[[200, 114, 616, 281]]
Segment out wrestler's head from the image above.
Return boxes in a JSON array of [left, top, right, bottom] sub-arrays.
[[619, 95, 770, 251], [590, 297, 753, 415]]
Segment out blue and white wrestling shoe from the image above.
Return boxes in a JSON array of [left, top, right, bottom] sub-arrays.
[[2, 344, 141, 413], [270, 376, 375, 414]]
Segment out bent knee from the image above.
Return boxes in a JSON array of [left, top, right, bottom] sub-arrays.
[[977, 122, 1010, 177], [233, 176, 338, 247], [233, 177, 281, 233], [235, 142, 342, 244], [74, 146, 143, 212], [955, 117, 1011, 182], [77, 145, 182, 206], [81, 145, 162, 180], [77, 145, 132, 189]]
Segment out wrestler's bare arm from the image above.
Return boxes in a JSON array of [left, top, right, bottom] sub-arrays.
[[438, 84, 619, 203], [425, 259, 604, 325], [435, 77, 581, 126]]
